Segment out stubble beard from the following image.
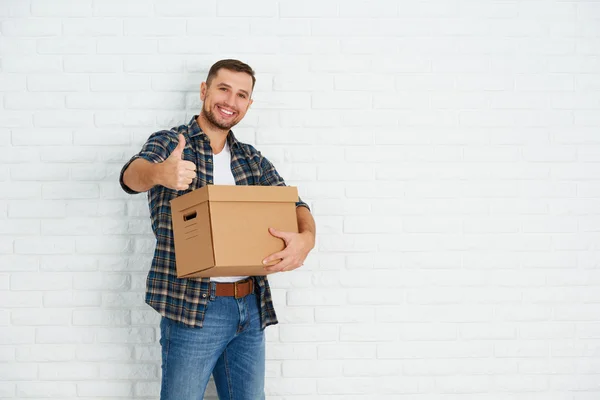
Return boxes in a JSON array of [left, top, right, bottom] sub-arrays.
[[202, 101, 238, 131]]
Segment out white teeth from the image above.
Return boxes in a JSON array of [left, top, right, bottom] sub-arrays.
[[219, 106, 233, 115]]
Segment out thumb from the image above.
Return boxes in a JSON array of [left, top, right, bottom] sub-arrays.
[[171, 134, 185, 158], [269, 227, 291, 243]]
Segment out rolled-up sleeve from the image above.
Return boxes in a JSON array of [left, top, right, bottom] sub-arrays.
[[119, 130, 174, 195], [258, 152, 310, 212]]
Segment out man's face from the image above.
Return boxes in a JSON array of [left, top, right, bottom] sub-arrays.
[[200, 69, 253, 131]]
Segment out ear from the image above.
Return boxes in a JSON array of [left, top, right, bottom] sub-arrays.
[[200, 82, 207, 101], [247, 97, 253, 110]]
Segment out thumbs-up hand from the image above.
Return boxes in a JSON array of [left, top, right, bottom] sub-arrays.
[[159, 134, 196, 191]]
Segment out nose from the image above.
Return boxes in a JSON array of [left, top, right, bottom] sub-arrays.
[[225, 92, 236, 107]]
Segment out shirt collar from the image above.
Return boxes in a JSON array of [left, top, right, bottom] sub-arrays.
[[187, 115, 240, 150]]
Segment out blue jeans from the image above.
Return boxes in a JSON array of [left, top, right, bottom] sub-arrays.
[[159, 291, 265, 400]]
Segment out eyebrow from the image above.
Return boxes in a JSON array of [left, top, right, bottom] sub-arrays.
[[216, 83, 250, 97]]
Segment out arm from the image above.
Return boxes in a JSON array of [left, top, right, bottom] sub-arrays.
[[296, 205, 316, 249], [256, 151, 316, 272], [262, 206, 316, 273], [122, 158, 164, 193]]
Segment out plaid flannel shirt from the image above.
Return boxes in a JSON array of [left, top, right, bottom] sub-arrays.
[[119, 116, 310, 329]]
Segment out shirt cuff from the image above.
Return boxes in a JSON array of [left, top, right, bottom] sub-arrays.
[[119, 154, 153, 195], [295, 201, 311, 212]]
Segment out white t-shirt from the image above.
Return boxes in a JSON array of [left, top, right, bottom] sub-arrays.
[[210, 141, 249, 283]]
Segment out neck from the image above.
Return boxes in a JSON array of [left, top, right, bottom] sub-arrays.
[[196, 113, 228, 154]]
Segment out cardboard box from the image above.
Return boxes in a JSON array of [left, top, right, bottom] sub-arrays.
[[170, 185, 299, 278]]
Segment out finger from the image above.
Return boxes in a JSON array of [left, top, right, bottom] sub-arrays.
[[176, 177, 192, 188], [183, 170, 196, 179], [274, 259, 297, 272], [263, 251, 286, 265], [281, 264, 299, 272], [279, 261, 295, 272], [183, 161, 196, 171], [169, 134, 186, 159], [263, 258, 283, 269], [176, 134, 186, 153], [269, 227, 292, 241], [264, 260, 288, 273]]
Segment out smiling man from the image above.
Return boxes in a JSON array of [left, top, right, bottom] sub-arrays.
[[119, 59, 316, 400]]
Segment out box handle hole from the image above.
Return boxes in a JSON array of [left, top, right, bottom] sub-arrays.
[[183, 211, 197, 221]]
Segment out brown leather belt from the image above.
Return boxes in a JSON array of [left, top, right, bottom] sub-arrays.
[[214, 278, 254, 299]]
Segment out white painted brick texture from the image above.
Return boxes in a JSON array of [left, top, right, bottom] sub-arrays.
[[1, 0, 600, 398]]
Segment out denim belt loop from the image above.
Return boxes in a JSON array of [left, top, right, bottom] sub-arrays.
[[209, 281, 216, 301]]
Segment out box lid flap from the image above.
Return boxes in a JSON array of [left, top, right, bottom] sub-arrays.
[[170, 186, 210, 212], [170, 185, 298, 211], [206, 185, 298, 203]]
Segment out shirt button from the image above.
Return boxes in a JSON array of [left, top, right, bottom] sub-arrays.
[[207, 159, 212, 163], [208, 180, 213, 184], [202, 293, 207, 298]]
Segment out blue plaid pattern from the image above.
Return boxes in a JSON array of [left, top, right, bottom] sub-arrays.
[[119, 116, 310, 328]]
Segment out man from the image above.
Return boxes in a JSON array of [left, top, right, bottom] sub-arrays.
[[119, 59, 316, 400]]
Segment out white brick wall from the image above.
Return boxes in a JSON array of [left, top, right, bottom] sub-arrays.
[[1, 0, 599, 398]]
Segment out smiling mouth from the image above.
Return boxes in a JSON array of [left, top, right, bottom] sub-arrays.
[[216, 105, 236, 118]]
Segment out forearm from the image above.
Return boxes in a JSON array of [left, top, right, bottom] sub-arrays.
[[296, 206, 316, 248], [122, 158, 163, 193]]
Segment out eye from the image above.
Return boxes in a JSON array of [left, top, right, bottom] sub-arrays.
[[238, 94, 247, 99], [220, 87, 227, 92]]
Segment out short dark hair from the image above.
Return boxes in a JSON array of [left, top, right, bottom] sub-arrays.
[[206, 59, 256, 90]]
